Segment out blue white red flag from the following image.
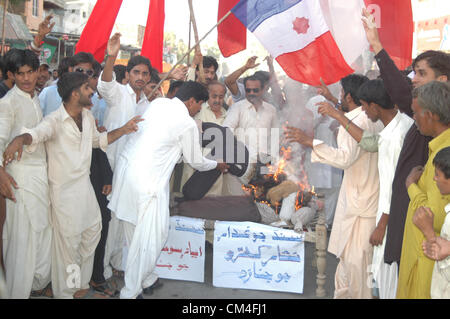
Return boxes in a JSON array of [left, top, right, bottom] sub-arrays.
[[231, 0, 355, 85]]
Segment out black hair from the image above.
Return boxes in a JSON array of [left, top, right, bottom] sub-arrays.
[[73, 52, 95, 67], [113, 64, 127, 84], [57, 56, 77, 78], [243, 75, 263, 88], [5, 49, 39, 75], [196, 56, 218, 72], [168, 80, 184, 94], [433, 146, 450, 179], [253, 71, 270, 86], [1, 49, 21, 79], [57, 72, 89, 103], [174, 80, 208, 102], [149, 67, 161, 84], [340, 74, 369, 105], [357, 79, 395, 110], [412, 50, 450, 79], [126, 55, 152, 73], [93, 60, 102, 78]]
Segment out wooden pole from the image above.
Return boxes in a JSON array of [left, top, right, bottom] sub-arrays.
[[187, 13, 192, 66], [188, 0, 205, 84], [1, 0, 9, 56], [148, 10, 232, 98]]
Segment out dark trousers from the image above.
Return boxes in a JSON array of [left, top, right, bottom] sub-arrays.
[[91, 215, 109, 283], [89, 149, 113, 284], [182, 122, 249, 201]]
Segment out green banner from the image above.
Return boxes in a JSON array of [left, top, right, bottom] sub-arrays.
[[40, 43, 56, 64]]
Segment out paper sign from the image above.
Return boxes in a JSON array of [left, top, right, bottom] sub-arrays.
[[154, 216, 206, 283], [213, 221, 305, 294]]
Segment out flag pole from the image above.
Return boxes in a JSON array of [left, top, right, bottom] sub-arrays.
[[188, 0, 205, 84], [149, 10, 232, 98]]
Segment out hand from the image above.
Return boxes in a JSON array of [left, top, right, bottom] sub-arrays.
[[192, 49, 203, 67], [244, 56, 259, 70], [264, 55, 273, 69], [102, 185, 112, 196], [107, 33, 121, 58], [369, 224, 386, 246], [316, 78, 336, 103], [0, 166, 18, 202], [216, 162, 230, 174], [316, 101, 341, 119], [284, 126, 313, 148], [3, 136, 25, 166], [422, 236, 449, 261], [97, 126, 107, 133], [121, 116, 144, 135], [170, 66, 188, 81], [405, 166, 424, 188], [361, 8, 383, 54], [38, 15, 55, 38], [413, 206, 436, 241]]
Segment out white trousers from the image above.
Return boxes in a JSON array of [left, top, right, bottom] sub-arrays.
[[374, 262, 398, 299], [3, 208, 51, 299], [120, 201, 168, 299], [103, 212, 125, 279], [51, 222, 101, 299]]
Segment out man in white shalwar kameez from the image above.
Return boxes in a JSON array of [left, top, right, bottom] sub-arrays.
[[351, 80, 413, 299], [3, 72, 143, 299], [97, 34, 152, 279], [108, 81, 229, 299], [0, 50, 51, 298]]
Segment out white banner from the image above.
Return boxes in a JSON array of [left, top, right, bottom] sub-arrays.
[[154, 216, 206, 283], [213, 221, 305, 294]]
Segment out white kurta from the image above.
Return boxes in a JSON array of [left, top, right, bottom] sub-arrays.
[[0, 85, 51, 298], [25, 105, 108, 298], [222, 98, 279, 195], [97, 72, 150, 171], [97, 73, 150, 277], [108, 98, 217, 298], [222, 98, 279, 159], [371, 111, 413, 299]]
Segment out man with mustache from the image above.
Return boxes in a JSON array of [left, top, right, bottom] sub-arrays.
[[222, 75, 279, 195]]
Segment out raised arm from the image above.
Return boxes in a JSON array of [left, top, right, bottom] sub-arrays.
[[224, 56, 259, 96], [362, 9, 413, 116], [102, 33, 121, 83], [265, 55, 286, 109]]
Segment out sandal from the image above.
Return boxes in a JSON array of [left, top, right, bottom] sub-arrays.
[[30, 283, 53, 298], [74, 288, 110, 299], [112, 268, 124, 278], [89, 280, 119, 297]]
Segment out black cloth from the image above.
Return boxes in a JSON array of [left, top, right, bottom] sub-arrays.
[[375, 49, 432, 265], [89, 148, 113, 283], [0, 81, 10, 99], [172, 196, 261, 222], [182, 122, 249, 201]]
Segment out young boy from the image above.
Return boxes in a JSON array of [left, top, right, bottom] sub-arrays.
[[414, 146, 450, 298]]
